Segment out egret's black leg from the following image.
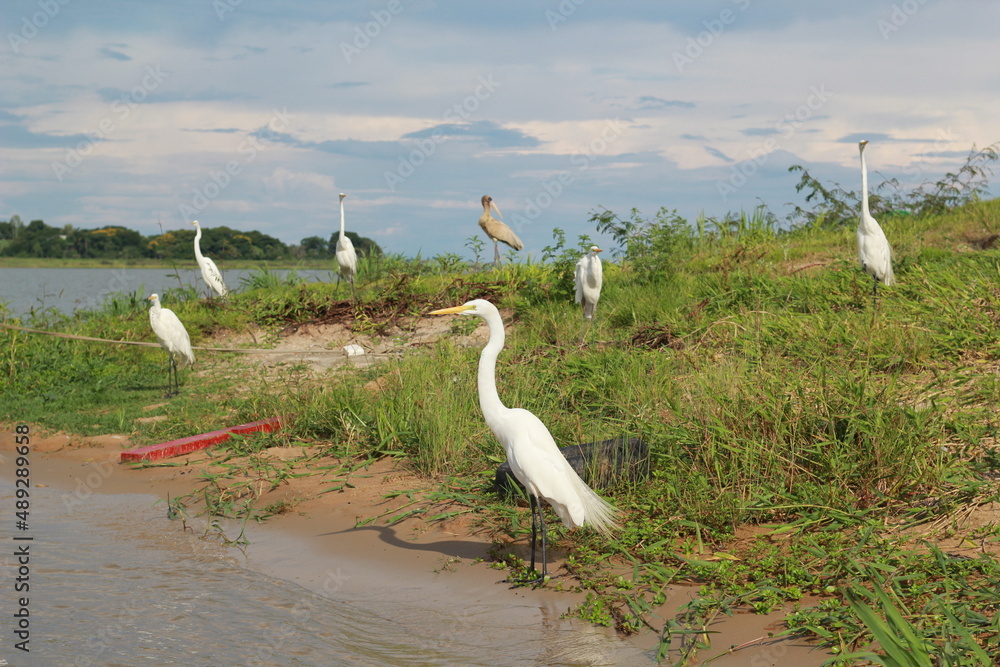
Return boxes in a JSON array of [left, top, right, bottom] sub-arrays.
[[537, 502, 548, 580], [529, 494, 538, 575]]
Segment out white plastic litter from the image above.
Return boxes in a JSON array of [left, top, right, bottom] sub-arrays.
[[343, 344, 366, 357]]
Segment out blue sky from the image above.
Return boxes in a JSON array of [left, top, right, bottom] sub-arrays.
[[2, 1, 998, 258]]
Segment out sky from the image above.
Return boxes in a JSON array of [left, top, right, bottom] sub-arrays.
[[2, 1, 999, 259]]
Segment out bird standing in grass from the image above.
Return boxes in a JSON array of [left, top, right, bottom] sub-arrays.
[[574, 246, 603, 340], [857, 140, 894, 303], [148, 294, 195, 397], [191, 220, 228, 298], [478, 195, 523, 268], [430, 299, 619, 583], [336, 193, 358, 300]]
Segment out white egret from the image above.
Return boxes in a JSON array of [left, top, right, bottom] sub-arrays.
[[336, 193, 358, 299], [858, 140, 894, 302], [191, 220, 228, 298], [148, 294, 195, 396], [574, 246, 603, 340], [478, 195, 524, 268], [430, 299, 619, 582]]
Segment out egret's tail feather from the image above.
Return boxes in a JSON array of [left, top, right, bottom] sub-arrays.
[[572, 476, 620, 537]]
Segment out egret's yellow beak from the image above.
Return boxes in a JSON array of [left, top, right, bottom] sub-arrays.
[[147, 295, 155, 301], [429, 304, 474, 315], [490, 201, 502, 219]]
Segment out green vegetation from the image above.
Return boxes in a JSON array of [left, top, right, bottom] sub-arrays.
[[0, 215, 382, 261], [4, 146, 1000, 664]]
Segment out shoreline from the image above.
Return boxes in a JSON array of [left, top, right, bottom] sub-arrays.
[[6, 427, 830, 666], [0, 258, 338, 270]]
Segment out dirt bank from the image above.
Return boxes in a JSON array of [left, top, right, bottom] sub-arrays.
[[2, 425, 832, 666]]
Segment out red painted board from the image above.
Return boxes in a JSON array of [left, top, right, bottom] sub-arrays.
[[120, 417, 283, 463]]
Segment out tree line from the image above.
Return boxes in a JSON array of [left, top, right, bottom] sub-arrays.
[[0, 215, 382, 261]]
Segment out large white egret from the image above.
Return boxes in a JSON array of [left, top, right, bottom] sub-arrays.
[[148, 294, 195, 396], [574, 246, 603, 339], [336, 193, 358, 299], [191, 220, 228, 298], [858, 140, 894, 302], [478, 195, 524, 268], [430, 299, 619, 582]]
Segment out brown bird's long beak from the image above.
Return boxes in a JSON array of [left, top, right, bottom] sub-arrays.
[[429, 304, 474, 315], [490, 200, 502, 219]]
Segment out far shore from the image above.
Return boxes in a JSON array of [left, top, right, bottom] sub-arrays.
[[0, 257, 337, 270]]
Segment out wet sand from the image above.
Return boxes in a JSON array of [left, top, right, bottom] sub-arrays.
[[7, 429, 833, 665]]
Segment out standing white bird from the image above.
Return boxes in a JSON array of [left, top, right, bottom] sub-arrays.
[[478, 195, 524, 268], [574, 245, 604, 322], [148, 294, 195, 397], [430, 299, 619, 582], [191, 220, 228, 298], [857, 140, 894, 302], [336, 193, 358, 299]]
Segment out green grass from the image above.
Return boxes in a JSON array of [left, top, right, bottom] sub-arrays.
[[5, 191, 1000, 663]]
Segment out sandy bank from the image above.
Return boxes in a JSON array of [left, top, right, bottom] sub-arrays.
[[4, 427, 829, 665]]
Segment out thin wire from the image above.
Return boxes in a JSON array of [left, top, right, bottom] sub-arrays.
[[0, 323, 352, 355]]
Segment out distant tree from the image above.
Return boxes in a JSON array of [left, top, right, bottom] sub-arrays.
[[300, 235, 330, 258], [10, 215, 23, 239]]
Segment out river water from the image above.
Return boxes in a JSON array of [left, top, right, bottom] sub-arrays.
[[0, 267, 337, 317], [0, 477, 653, 666]]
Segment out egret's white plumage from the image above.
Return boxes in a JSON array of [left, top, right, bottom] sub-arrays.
[[574, 246, 603, 321], [336, 193, 358, 297], [478, 195, 523, 267], [857, 140, 894, 297], [430, 299, 618, 580], [191, 221, 228, 298], [148, 294, 195, 396]]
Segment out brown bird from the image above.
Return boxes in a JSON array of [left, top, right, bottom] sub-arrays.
[[478, 195, 524, 267]]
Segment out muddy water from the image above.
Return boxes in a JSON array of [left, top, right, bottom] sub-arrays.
[[0, 480, 654, 666]]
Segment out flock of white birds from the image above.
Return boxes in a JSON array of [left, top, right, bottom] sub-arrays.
[[145, 140, 892, 580]]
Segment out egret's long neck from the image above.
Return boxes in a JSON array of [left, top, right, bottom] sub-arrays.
[[860, 148, 872, 220], [477, 315, 508, 426], [339, 201, 346, 239], [193, 225, 204, 259]]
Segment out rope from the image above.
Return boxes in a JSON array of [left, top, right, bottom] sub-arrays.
[[0, 323, 353, 355]]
